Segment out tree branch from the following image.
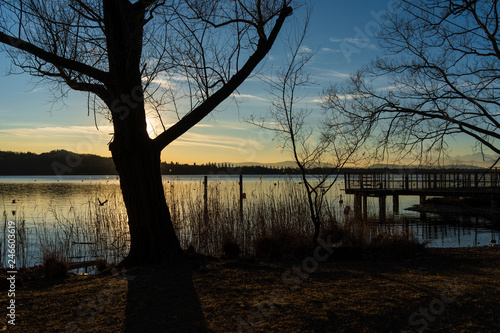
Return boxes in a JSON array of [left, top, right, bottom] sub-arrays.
[[0, 32, 109, 84], [153, 5, 293, 150]]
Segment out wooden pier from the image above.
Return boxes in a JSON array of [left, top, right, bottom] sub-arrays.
[[343, 168, 500, 220]]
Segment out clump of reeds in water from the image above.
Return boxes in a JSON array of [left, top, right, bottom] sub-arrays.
[[166, 177, 426, 258], [1, 177, 426, 269], [166, 177, 316, 257], [1, 184, 130, 268], [1, 209, 31, 268], [38, 184, 130, 266]]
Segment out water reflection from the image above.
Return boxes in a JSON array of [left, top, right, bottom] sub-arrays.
[[0, 175, 499, 252], [404, 215, 499, 248]]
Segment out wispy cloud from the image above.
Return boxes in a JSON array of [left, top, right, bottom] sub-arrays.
[[266, 54, 276, 61], [376, 85, 401, 92], [310, 97, 328, 104], [330, 37, 369, 44], [0, 125, 113, 138], [171, 132, 263, 153], [144, 73, 192, 90], [149, 77, 176, 90], [329, 37, 378, 50], [300, 46, 313, 53], [312, 68, 350, 79], [320, 47, 341, 53], [310, 93, 370, 104], [0, 124, 263, 154], [171, 140, 244, 152], [230, 93, 267, 102], [211, 121, 247, 131], [0, 125, 113, 155]]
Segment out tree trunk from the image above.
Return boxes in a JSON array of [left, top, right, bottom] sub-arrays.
[[306, 190, 321, 247], [102, 0, 182, 266], [110, 136, 182, 266], [312, 219, 321, 247]]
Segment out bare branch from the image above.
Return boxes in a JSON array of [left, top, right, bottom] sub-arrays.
[[0, 32, 109, 83], [323, 0, 500, 165], [153, 2, 293, 150]]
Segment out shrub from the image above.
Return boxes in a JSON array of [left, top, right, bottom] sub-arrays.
[[254, 236, 283, 259], [43, 253, 68, 279], [222, 239, 241, 259]]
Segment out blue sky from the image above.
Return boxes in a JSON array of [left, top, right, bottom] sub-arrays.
[[0, 0, 483, 164]]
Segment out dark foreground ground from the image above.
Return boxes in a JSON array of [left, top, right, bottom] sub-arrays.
[[1, 246, 499, 332]]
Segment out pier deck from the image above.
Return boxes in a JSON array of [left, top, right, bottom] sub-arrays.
[[343, 168, 500, 220]]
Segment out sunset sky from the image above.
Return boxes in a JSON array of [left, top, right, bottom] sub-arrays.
[[0, 0, 487, 165]]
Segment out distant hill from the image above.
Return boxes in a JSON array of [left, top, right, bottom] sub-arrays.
[[368, 152, 499, 169], [0, 150, 300, 176], [447, 152, 499, 168], [368, 163, 487, 170], [231, 161, 300, 168], [230, 161, 343, 169], [0, 150, 493, 176], [0, 150, 117, 175]]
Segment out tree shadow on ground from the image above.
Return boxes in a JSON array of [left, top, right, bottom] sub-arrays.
[[125, 260, 208, 332]]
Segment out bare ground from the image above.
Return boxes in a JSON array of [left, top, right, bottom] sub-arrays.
[[1, 246, 500, 332]]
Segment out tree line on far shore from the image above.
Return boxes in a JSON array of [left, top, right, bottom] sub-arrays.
[[0, 150, 485, 176], [0, 150, 314, 176]]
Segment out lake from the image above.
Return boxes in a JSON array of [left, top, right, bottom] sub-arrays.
[[1, 175, 498, 268]]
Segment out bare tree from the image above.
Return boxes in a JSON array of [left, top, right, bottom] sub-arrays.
[[0, 0, 295, 265], [323, 0, 500, 165], [250, 14, 370, 245]]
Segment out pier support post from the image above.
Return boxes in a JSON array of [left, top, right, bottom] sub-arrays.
[[393, 195, 399, 214], [379, 195, 386, 221], [419, 195, 427, 220], [362, 195, 368, 220], [491, 194, 499, 210], [354, 193, 362, 219]]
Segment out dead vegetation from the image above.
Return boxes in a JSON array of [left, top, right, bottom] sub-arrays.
[[1, 246, 498, 332]]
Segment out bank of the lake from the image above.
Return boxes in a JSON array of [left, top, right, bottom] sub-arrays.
[[2, 246, 499, 332]]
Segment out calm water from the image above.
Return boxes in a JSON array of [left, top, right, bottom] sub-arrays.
[[1, 175, 498, 267]]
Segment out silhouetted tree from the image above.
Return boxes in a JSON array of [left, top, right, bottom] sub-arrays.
[[0, 0, 295, 265], [323, 0, 500, 165], [250, 13, 370, 245]]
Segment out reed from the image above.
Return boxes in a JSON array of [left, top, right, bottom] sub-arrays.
[[1, 177, 424, 268], [1, 183, 129, 268]]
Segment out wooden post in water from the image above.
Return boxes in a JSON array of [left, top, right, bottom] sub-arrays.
[[379, 195, 386, 221], [362, 194, 368, 220], [239, 174, 243, 221], [419, 195, 427, 220], [393, 195, 399, 214], [354, 193, 362, 219], [420, 195, 426, 205], [203, 176, 208, 222]]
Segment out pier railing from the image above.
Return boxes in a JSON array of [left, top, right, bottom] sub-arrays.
[[344, 169, 500, 192]]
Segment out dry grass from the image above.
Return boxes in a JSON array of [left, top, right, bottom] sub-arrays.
[[2, 247, 499, 332]]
